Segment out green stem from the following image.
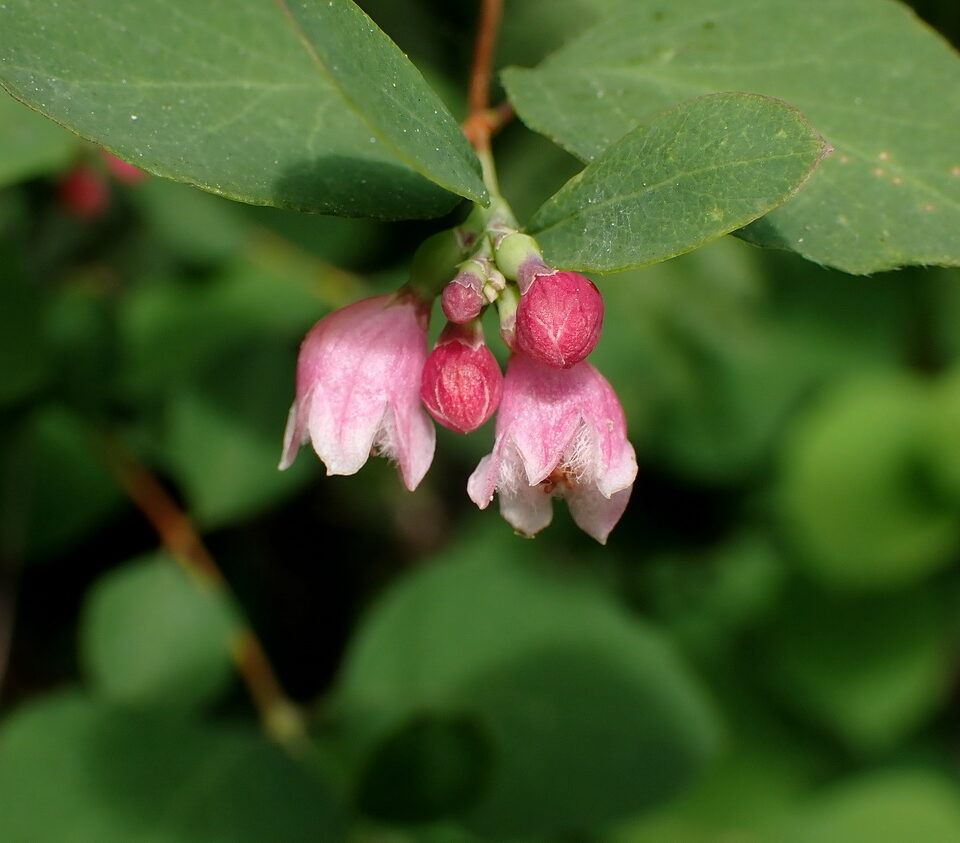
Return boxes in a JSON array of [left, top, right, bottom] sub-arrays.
[[476, 143, 501, 198]]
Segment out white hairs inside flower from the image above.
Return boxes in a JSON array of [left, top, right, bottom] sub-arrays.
[[372, 406, 400, 463]]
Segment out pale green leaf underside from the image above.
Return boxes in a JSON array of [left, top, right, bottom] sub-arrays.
[[0, 0, 486, 219], [504, 0, 960, 274], [528, 93, 827, 272]]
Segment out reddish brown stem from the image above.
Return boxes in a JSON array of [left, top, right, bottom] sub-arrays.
[[101, 434, 306, 747], [465, 0, 507, 152]]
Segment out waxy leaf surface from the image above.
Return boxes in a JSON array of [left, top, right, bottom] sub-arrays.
[[0, 0, 486, 218], [528, 93, 827, 272], [504, 0, 960, 273]]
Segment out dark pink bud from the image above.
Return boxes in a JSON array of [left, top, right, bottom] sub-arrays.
[[441, 270, 485, 324], [420, 323, 503, 434], [58, 166, 110, 219], [102, 151, 147, 184], [515, 271, 604, 369]]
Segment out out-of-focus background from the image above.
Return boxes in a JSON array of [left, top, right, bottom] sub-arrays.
[[2, 1, 960, 840]]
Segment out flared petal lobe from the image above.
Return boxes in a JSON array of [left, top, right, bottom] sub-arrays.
[[279, 294, 435, 490], [468, 354, 637, 543]]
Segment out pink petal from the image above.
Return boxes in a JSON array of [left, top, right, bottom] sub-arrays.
[[566, 484, 633, 545], [499, 481, 554, 537]]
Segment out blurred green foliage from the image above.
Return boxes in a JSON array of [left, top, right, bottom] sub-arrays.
[[2, 1, 960, 841]]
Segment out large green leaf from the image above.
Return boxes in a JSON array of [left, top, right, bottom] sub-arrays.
[[334, 529, 720, 837], [80, 553, 236, 711], [779, 375, 960, 590], [784, 771, 960, 843], [0, 91, 76, 187], [761, 583, 952, 753], [503, 0, 960, 273], [0, 0, 485, 219], [8, 405, 124, 561], [0, 693, 344, 842], [527, 93, 826, 272]]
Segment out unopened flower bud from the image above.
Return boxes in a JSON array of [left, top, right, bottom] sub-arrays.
[[58, 166, 109, 219], [441, 266, 485, 324], [102, 151, 147, 184], [516, 270, 604, 369], [420, 322, 503, 434], [495, 232, 543, 286]]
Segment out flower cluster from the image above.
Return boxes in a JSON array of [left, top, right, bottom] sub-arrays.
[[280, 223, 637, 543]]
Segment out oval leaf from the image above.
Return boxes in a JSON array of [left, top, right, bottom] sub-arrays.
[[81, 553, 237, 710], [527, 93, 827, 273], [335, 532, 720, 836], [503, 0, 960, 273], [0, 693, 345, 842], [0, 0, 485, 219]]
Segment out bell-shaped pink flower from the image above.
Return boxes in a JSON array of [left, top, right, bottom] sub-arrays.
[[420, 322, 503, 434], [279, 292, 435, 491], [467, 353, 637, 543], [515, 269, 604, 369]]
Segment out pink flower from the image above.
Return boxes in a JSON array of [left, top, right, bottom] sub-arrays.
[[279, 293, 435, 490], [515, 268, 604, 369], [468, 353, 637, 543], [420, 322, 503, 434]]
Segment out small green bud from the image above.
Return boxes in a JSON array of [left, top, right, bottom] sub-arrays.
[[495, 233, 542, 282]]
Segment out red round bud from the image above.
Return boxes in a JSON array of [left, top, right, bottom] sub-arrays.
[[515, 271, 604, 368], [58, 166, 110, 219], [441, 273, 485, 324], [420, 338, 503, 434]]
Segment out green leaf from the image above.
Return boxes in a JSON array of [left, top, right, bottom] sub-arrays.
[[527, 93, 827, 272], [503, 0, 960, 273], [784, 771, 960, 843], [779, 375, 960, 590], [0, 246, 51, 405], [132, 178, 249, 266], [0, 0, 485, 219], [0, 692, 345, 842], [762, 584, 952, 753], [0, 90, 76, 186], [334, 529, 720, 837], [356, 713, 493, 823], [163, 381, 315, 529], [6, 406, 123, 561], [80, 553, 236, 711]]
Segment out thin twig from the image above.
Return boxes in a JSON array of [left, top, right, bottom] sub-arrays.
[[464, 0, 509, 153], [100, 434, 307, 749], [467, 0, 504, 119]]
